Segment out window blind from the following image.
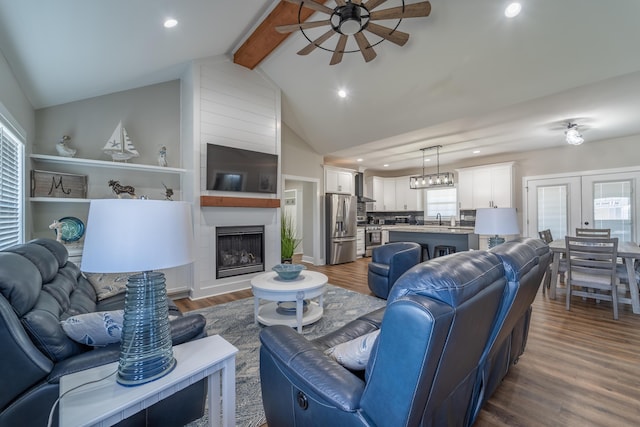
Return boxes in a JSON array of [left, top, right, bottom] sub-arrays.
[[425, 188, 457, 218], [0, 124, 23, 250], [536, 185, 567, 240]]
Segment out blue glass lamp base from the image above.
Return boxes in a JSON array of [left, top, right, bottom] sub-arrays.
[[488, 235, 505, 249], [117, 271, 176, 386]]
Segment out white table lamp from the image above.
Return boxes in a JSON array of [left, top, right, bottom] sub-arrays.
[[82, 199, 194, 386], [474, 207, 520, 248]]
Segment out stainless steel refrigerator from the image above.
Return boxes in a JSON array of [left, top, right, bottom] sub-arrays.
[[325, 193, 357, 265]]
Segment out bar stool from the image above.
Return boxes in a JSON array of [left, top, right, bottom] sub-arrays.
[[419, 243, 430, 262], [433, 245, 456, 257]]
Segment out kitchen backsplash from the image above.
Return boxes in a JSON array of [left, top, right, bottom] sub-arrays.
[[365, 211, 423, 225]]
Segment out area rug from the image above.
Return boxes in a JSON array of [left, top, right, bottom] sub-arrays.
[[184, 284, 386, 427]]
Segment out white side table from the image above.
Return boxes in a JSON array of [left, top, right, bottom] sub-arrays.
[[251, 270, 328, 333], [59, 334, 237, 427]]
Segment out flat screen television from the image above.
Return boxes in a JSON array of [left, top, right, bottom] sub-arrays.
[[206, 144, 278, 194]]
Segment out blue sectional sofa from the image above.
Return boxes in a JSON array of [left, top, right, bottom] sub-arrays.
[[259, 238, 550, 427]]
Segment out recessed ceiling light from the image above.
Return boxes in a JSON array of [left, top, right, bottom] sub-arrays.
[[356, 158, 363, 162], [164, 18, 178, 28], [504, 3, 522, 18], [338, 89, 347, 98], [383, 164, 389, 168], [473, 150, 481, 154]]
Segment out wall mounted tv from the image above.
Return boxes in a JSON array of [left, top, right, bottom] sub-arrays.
[[206, 144, 278, 194]]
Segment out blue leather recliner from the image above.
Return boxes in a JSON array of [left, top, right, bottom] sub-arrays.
[[367, 241, 422, 299], [0, 239, 208, 427], [259, 240, 549, 427]]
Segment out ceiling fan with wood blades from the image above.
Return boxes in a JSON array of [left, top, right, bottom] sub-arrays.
[[275, 0, 431, 65]]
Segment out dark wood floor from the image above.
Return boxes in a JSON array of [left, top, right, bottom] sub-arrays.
[[175, 256, 640, 426]]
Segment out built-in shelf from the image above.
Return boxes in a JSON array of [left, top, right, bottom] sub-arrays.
[[30, 197, 91, 203], [200, 195, 281, 208], [30, 154, 186, 174]]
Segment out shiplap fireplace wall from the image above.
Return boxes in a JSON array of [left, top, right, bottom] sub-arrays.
[[181, 56, 282, 299]]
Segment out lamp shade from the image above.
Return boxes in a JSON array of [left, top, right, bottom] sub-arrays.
[[82, 199, 194, 273], [474, 208, 520, 236]]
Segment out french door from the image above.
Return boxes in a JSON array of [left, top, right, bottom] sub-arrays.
[[582, 172, 638, 242], [525, 169, 640, 242], [525, 176, 581, 240]]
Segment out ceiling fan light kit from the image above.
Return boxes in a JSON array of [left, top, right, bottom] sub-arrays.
[[565, 123, 584, 145], [410, 145, 455, 189], [276, 0, 432, 65]]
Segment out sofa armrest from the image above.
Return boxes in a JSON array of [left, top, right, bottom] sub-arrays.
[[170, 313, 207, 345], [313, 307, 386, 350], [47, 313, 207, 383], [260, 325, 365, 411]]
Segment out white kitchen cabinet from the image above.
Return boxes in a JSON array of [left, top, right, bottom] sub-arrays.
[[365, 176, 385, 211], [395, 176, 423, 211], [456, 162, 514, 209], [325, 167, 354, 194], [365, 175, 423, 211], [356, 228, 365, 257], [382, 178, 396, 210]]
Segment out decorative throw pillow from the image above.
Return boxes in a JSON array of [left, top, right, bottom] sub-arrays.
[[325, 330, 380, 370], [84, 272, 129, 301], [61, 310, 124, 346]]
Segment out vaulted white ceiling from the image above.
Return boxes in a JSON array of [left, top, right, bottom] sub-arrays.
[[1, 0, 639, 171]]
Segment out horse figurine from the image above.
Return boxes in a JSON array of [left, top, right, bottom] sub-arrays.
[[49, 220, 63, 242], [108, 180, 137, 198]]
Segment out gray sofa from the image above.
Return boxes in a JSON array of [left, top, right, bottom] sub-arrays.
[[259, 238, 550, 427], [0, 239, 207, 427]]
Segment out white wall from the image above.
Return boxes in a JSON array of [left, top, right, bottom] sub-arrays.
[[0, 48, 35, 239], [281, 123, 324, 190], [184, 56, 282, 299]]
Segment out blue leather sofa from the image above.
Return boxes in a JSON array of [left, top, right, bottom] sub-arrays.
[[0, 239, 208, 427], [367, 241, 422, 299], [259, 239, 550, 427], [467, 237, 551, 424]]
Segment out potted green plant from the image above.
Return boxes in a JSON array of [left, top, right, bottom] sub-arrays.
[[281, 211, 300, 264]]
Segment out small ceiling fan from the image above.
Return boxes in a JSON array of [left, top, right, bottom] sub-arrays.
[[275, 0, 432, 65]]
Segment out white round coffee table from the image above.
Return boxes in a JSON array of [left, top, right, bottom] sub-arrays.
[[251, 270, 328, 333]]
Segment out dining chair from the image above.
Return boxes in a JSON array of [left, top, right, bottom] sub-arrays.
[[565, 236, 621, 320], [575, 228, 611, 238], [538, 229, 553, 244], [538, 229, 567, 295]]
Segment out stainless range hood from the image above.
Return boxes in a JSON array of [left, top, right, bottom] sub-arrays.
[[354, 172, 375, 203]]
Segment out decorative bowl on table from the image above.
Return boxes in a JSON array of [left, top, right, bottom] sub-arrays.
[[272, 263, 306, 281]]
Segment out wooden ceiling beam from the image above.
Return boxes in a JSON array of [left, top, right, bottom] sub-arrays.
[[233, 0, 332, 70]]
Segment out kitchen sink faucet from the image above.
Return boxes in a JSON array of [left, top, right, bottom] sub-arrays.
[[436, 213, 442, 226]]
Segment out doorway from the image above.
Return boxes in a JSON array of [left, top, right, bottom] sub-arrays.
[[524, 167, 640, 242], [283, 174, 321, 265]]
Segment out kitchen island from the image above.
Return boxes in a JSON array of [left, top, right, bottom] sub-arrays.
[[387, 226, 479, 259]]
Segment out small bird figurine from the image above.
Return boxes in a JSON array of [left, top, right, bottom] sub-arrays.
[[158, 145, 168, 167], [55, 135, 77, 157]]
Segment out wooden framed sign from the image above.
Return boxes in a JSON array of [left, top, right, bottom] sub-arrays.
[[30, 170, 88, 199]]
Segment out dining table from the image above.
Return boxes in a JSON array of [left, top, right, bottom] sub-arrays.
[[548, 239, 640, 314]]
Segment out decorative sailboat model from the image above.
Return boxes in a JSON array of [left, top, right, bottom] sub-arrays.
[[103, 121, 139, 162]]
